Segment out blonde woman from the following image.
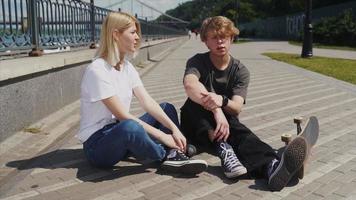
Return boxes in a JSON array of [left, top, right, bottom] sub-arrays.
[[78, 12, 207, 174]]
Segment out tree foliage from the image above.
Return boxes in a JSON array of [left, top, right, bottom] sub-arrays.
[[156, 0, 354, 30], [314, 9, 356, 47]]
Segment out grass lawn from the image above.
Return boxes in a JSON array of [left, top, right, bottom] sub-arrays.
[[289, 41, 356, 51], [263, 52, 356, 85], [233, 38, 250, 44]]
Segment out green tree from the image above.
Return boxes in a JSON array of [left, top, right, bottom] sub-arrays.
[[156, 0, 355, 30], [314, 9, 356, 46]]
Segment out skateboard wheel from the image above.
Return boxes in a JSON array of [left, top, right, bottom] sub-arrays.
[[294, 117, 303, 124], [187, 144, 197, 157], [281, 134, 292, 145]]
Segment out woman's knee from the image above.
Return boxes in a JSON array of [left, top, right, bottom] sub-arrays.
[[117, 119, 146, 140], [119, 119, 142, 131]]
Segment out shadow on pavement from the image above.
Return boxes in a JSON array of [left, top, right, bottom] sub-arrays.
[[6, 148, 160, 183], [6, 145, 299, 188]]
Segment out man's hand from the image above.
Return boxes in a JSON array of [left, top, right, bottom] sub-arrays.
[[201, 92, 223, 111], [212, 108, 230, 142]]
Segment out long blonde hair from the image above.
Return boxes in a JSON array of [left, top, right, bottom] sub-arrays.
[[96, 12, 141, 67]]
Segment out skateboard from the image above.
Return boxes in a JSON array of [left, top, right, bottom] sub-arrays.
[[281, 116, 319, 179]]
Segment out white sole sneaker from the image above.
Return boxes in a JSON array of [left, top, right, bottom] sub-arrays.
[[162, 159, 208, 174], [225, 166, 248, 178]]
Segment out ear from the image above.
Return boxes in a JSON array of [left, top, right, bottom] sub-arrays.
[[204, 41, 211, 50], [112, 30, 120, 42]]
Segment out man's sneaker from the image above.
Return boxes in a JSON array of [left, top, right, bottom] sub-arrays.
[[267, 158, 280, 179], [217, 142, 247, 178], [161, 149, 207, 174], [268, 137, 308, 191]]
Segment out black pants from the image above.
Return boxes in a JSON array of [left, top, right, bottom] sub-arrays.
[[181, 100, 278, 177]]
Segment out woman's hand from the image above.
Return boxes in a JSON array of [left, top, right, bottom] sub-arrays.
[[171, 128, 187, 152], [159, 133, 180, 150], [212, 109, 230, 142]]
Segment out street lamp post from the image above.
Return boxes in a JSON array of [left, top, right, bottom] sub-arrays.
[[235, 0, 239, 26], [29, 0, 42, 56], [90, 0, 96, 49], [234, 0, 239, 42], [301, 0, 313, 58]]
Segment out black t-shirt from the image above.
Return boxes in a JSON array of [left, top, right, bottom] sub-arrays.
[[184, 52, 250, 100], [180, 52, 250, 137]]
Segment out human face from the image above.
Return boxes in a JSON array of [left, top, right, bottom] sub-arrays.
[[116, 24, 139, 54], [204, 31, 232, 57]]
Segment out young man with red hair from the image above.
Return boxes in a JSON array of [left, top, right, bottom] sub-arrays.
[[181, 16, 308, 191]]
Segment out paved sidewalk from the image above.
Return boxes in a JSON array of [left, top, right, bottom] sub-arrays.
[[1, 39, 356, 200]]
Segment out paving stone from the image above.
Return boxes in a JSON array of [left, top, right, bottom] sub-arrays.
[[315, 171, 343, 184], [303, 193, 324, 200], [334, 170, 356, 183], [213, 181, 248, 197], [313, 181, 343, 197], [140, 182, 180, 199], [151, 193, 181, 200], [280, 193, 304, 200], [291, 181, 323, 198], [25, 191, 69, 200], [323, 193, 346, 200], [332, 182, 356, 198]]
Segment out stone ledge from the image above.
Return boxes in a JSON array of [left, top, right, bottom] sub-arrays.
[[0, 37, 183, 82]]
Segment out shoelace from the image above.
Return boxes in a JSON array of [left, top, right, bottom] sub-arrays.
[[220, 143, 241, 170], [176, 150, 189, 160], [267, 159, 279, 178], [167, 149, 189, 160]]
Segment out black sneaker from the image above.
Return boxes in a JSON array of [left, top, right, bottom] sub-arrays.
[[161, 149, 207, 174], [268, 137, 308, 191], [217, 142, 247, 178]]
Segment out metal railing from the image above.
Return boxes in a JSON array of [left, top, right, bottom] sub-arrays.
[[0, 0, 186, 54]]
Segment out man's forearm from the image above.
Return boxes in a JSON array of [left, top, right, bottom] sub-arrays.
[[222, 95, 244, 116], [184, 77, 209, 106]]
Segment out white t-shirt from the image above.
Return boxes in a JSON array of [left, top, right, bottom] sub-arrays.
[[77, 58, 143, 143]]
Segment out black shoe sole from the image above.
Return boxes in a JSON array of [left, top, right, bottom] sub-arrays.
[[161, 160, 208, 175], [268, 137, 307, 191]]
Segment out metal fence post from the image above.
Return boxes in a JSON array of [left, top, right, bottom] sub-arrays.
[[29, 0, 42, 56], [89, 0, 96, 49]]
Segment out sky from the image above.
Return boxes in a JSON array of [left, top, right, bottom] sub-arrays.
[[83, 0, 191, 20]]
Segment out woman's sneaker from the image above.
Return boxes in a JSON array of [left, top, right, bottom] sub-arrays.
[[217, 142, 247, 178], [268, 137, 308, 191], [161, 149, 207, 174]]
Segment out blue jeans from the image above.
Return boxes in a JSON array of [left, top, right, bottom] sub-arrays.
[[83, 102, 180, 168]]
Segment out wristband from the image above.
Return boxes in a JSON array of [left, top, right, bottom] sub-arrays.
[[221, 95, 229, 107]]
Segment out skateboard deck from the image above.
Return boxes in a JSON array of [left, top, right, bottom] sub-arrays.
[[299, 116, 319, 148], [297, 116, 319, 179]]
